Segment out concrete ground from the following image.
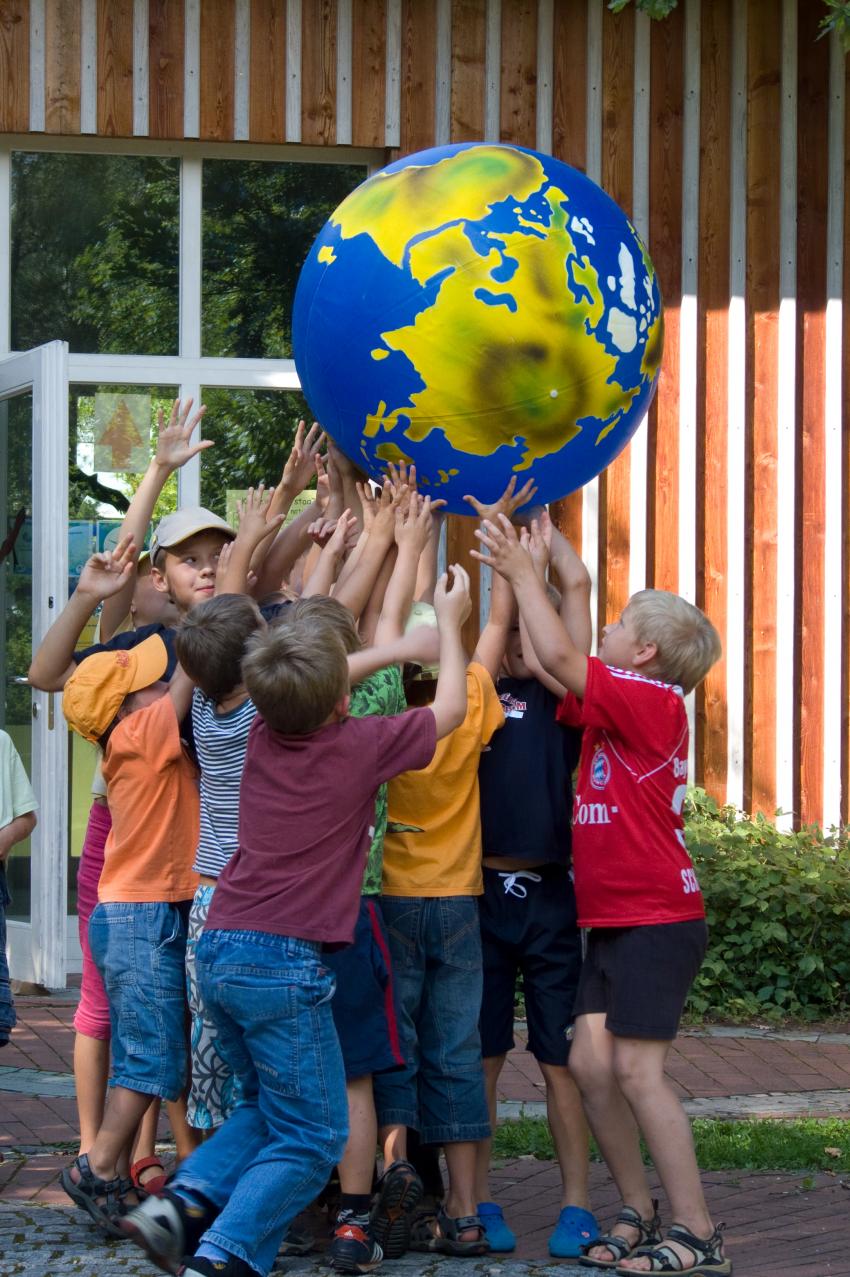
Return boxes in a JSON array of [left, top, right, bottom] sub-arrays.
[[2, 992, 850, 1275]]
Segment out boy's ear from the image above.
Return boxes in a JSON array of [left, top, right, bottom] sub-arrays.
[[335, 692, 351, 720], [150, 563, 170, 595], [632, 640, 658, 671]]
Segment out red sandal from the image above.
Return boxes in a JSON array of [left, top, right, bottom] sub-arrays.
[[130, 1155, 168, 1196]]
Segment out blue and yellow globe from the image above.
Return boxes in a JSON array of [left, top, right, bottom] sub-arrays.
[[293, 142, 663, 514]]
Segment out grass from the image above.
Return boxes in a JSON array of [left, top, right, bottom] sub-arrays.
[[492, 1116, 850, 1172]]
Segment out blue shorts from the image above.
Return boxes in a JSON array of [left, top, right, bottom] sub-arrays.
[[325, 897, 406, 1080], [89, 900, 191, 1101], [478, 863, 582, 1065]]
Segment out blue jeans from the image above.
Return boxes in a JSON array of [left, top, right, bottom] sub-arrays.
[[172, 929, 348, 1276], [89, 900, 190, 1100], [373, 896, 490, 1144], [0, 867, 15, 1044]]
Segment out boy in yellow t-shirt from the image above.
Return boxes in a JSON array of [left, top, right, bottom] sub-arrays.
[[371, 485, 525, 1262]]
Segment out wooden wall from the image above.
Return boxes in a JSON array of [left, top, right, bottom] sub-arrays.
[[0, 0, 847, 831]]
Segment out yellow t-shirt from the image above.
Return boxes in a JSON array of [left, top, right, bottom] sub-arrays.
[[381, 663, 504, 897]]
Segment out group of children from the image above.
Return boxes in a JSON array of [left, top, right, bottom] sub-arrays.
[[17, 400, 729, 1277]]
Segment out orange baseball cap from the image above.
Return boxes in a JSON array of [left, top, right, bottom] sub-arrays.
[[62, 634, 169, 743]]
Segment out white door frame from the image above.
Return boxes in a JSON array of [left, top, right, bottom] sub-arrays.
[[1, 341, 69, 988]]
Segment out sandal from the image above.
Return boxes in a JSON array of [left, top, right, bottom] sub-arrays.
[[410, 1206, 490, 1256], [60, 1153, 131, 1239], [615, 1223, 731, 1274], [130, 1156, 169, 1196], [579, 1201, 662, 1270]]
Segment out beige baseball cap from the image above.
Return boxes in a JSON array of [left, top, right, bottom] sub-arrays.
[[150, 507, 235, 565], [404, 600, 440, 681]]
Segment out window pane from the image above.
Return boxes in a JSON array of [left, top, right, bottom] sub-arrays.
[[11, 153, 179, 355], [199, 388, 309, 518], [202, 159, 366, 358]]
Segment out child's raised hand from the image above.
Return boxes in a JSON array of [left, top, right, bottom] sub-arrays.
[[236, 484, 285, 547], [395, 493, 433, 553], [434, 562, 472, 630], [522, 515, 550, 577], [155, 397, 211, 472], [281, 420, 326, 494], [471, 513, 533, 582], [462, 475, 538, 523], [214, 541, 234, 594], [77, 533, 138, 601], [325, 509, 358, 557]]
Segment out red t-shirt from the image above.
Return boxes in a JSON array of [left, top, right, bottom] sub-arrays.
[[556, 657, 704, 928], [207, 707, 436, 946]]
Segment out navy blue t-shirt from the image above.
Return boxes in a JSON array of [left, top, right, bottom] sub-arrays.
[[478, 675, 582, 865], [73, 621, 179, 675]]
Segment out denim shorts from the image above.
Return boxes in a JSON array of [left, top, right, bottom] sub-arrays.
[[325, 897, 406, 1080], [89, 900, 191, 1100], [372, 895, 490, 1145]]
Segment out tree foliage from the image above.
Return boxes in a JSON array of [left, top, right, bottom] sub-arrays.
[[609, 0, 850, 49]]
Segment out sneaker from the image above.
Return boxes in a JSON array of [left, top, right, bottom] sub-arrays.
[[328, 1212, 384, 1273], [179, 1256, 256, 1277], [119, 1188, 216, 1274], [369, 1160, 424, 1259], [548, 1205, 599, 1258], [477, 1202, 516, 1253]]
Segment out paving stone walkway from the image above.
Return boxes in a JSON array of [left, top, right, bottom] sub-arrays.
[[2, 995, 850, 1275]]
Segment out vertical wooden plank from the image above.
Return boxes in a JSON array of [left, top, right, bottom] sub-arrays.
[[795, 0, 829, 826], [97, 0, 133, 135], [549, 0, 588, 554], [44, 0, 81, 132], [450, 0, 485, 141], [249, 0, 286, 142], [301, 0, 336, 144], [149, 0, 184, 139], [645, 4, 683, 605], [350, 0, 385, 146], [199, 0, 235, 139], [597, 3, 634, 631], [499, 0, 535, 146], [398, 0, 436, 154], [0, 0, 30, 131], [696, 0, 731, 802], [745, 0, 781, 816]]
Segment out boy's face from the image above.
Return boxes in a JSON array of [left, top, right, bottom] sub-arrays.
[[133, 563, 180, 629], [598, 604, 644, 671], [503, 623, 533, 680], [150, 530, 230, 614]]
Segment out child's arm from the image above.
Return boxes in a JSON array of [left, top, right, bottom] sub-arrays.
[[374, 496, 434, 644], [347, 624, 441, 685], [0, 810, 37, 864], [28, 535, 138, 690], [471, 563, 513, 682], [101, 398, 209, 640], [167, 664, 195, 724], [332, 482, 403, 619], [430, 564, 471, 738], [546, 514, 593, 654], [301, 510, 358, 597], [472, 515, 588, 698], [215, 486, 285, 595], [266, 419, 325, 525]]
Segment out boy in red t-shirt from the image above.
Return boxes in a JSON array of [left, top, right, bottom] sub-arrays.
[[473, 514, 728, 1277]]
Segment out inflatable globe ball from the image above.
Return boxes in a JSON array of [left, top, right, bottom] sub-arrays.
[[292, 142, 664, 515]]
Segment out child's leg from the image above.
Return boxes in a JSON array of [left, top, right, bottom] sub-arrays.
[[538, 1061, 591, 1210], [473, 1053, 505, 1202], [338, 1075, 377, 1194], [74, 1033, 110, 1153], [72, 801, 112, 1148], [372, 897, 427, 1152]]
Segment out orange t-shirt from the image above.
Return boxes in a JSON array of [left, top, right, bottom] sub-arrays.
[[99, 694, 200, 903], [381, 663, 504, 898]]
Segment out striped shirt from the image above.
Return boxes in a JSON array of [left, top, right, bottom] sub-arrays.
[[191, 689, 256, 879]]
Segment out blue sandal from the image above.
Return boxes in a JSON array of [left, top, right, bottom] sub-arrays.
[[60, 1153, 130, 1238]]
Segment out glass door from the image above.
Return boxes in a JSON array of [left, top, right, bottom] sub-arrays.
[[1, 342, 69, 987]]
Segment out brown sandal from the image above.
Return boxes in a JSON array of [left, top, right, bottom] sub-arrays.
[[579, 1201, 662, 1270]]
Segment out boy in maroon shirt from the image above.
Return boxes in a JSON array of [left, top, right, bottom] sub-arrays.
[[473, 514, 729, 1277], [121, 567, 472, 1277]]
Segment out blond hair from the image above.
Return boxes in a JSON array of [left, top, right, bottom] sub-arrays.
[[242, 612, 349, 734], [627, 589, 721, 695]]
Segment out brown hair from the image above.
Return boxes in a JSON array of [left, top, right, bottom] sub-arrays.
[[242, 613, 349, 734], [627, 589, 722, 695], [175, 594, 265, 701], [288, 594, 362, 654]]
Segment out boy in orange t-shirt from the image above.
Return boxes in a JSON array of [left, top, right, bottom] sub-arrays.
[[59, 633, 199, 1238]]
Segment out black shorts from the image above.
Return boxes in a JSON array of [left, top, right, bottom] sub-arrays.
[[573, 919, 708, 1040], [478, 863, 582, 1066], [325, 897, 406, 1080]]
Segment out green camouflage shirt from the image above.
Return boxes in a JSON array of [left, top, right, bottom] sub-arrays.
[[349, 664, 407, 895]]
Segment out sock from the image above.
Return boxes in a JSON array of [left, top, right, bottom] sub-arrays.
[[339, 1193, 372, 1218], [194, 1242, 234, 1266]]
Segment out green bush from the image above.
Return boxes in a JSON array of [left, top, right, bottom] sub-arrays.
[[684, 790, 850, 1022]]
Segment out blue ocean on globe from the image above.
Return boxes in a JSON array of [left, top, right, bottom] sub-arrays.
[[293, 142, 664, 514]]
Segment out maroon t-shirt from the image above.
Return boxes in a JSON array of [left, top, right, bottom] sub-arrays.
[[207, 707, 437, 946]]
